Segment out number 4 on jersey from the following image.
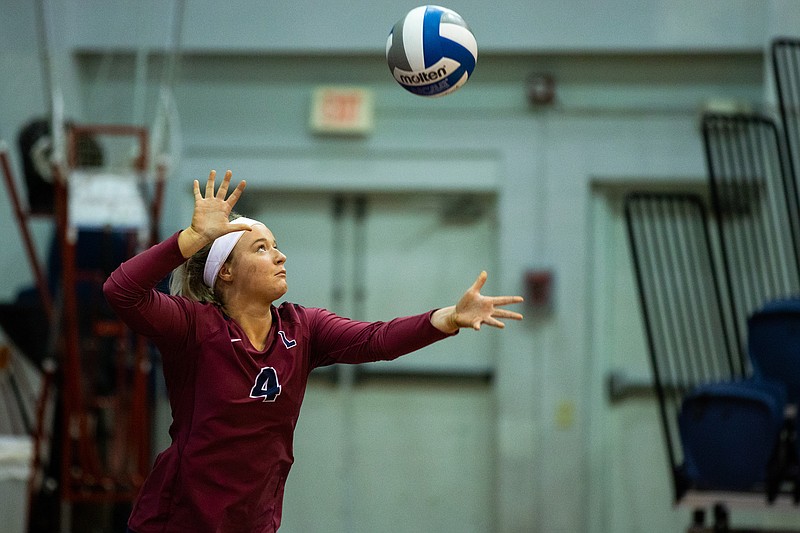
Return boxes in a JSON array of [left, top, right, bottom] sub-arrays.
[[250, 367, 281, 402]]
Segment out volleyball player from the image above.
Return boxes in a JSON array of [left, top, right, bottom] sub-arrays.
[[104, 169, 523, 532]]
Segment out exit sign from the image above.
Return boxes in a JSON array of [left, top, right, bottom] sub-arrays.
[[310, 86, 374, 136]]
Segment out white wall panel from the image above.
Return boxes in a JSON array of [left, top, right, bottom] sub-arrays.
[[62, 0, 769, 53]]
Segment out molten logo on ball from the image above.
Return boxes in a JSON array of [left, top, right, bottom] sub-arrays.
[[386, 5, 477, 97], [395, 58, 457, 86]]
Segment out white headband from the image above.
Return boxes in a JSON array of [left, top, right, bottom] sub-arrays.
[[203, 217, 262, 289]]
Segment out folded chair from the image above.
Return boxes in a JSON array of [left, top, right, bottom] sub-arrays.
[[703, 112, 800, 502], [624, 192, 786, 501], [747, 299, 800, 501], [748, 299, 800, 405], [772, 38, 800, 196], [702, 112, 800, 352], [679, 379, 786, 492]]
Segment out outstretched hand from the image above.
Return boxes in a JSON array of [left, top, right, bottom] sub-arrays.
[[431, 271, 524, 334], [178, 170, 250, 258]]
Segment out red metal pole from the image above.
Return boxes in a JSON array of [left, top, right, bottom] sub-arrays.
[[25, 359, 55, 531], [150, 162, 166, 246], [0, 146, 53, 320], [52, 165, 84, 501]]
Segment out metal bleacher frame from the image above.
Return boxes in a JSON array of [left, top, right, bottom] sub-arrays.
[[1, 123, 165, 531], [622, 37, 800, 532]]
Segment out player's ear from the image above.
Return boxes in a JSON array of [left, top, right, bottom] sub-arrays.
[[218, 263, 233, 283]]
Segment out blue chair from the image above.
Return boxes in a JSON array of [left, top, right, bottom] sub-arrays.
[[625, 193, 788, 502], [679, 379, 786, 492], [748, 298, 800, 405], [795, 410, 800, 502], [748, 299, 800, 502]]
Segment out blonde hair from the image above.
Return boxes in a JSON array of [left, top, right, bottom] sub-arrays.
[[169, 212, 244, 304]]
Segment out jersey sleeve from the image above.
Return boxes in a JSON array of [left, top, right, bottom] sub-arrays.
[[306, 307, 456, 368], [103, 231, 196, 347]]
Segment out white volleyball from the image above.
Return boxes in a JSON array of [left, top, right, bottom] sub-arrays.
[[386, 5, 478, 97]]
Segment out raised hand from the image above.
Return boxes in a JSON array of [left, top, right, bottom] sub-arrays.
[[191, 169, 249, 238], [178, 170, 249, 258], [431, 271, 524, 333]]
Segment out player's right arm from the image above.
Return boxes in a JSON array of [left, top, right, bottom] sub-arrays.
[[103, 232, 195, 342]]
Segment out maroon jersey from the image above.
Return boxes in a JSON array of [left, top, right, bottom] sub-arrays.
[[103, 232, 453, 533]]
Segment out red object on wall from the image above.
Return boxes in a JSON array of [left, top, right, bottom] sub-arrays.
[[525, 269, 554, 311]]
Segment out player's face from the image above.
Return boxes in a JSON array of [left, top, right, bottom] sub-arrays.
[[229, 224, 287, 301]]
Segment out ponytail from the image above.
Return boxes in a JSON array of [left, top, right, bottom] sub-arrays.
[[169, 212, 244, 304]]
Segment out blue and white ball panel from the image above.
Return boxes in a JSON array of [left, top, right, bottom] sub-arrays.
[[439, 23, 477, 59], [386, 5, 477, 97], [401, 5, 427, 72]]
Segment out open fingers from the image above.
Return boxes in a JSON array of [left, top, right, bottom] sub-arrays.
[[216, 170, 234, 199], [204, 170, 217, 197], [483, 317, 506, 329], [491, 295, 524, 307], [225, 179, 247, 207], [470, 271, 488, 293], [201, 169, 246, 204], [493, 308, 524, 321], [475, 308, 522, 330]]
